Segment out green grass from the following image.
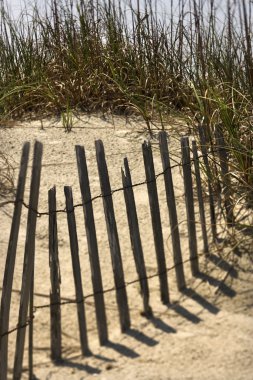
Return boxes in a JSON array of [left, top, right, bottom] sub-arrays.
[[0, 0, 252, 209]]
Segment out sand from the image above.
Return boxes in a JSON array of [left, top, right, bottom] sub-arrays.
[[0, 113, 252, 380]]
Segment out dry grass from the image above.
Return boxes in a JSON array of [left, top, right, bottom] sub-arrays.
[[0, 0, 252, 212], [0, 152, 14, 198]]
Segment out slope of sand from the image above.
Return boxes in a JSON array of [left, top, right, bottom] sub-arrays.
[[0, 114, 252, 380]]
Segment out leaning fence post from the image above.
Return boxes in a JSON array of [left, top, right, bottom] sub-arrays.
[[76, 145, 108, 345], [192, 140, 209, 254], [159, 131, 186, 291], [64, 186, 90, 356], [13, 141, 43, 380], [48, 186, 62, 362], [214, 124, 235, 227], [181, 137, 199, 276], [95, 140, 130, 332], [198, 125, 217, 241], [122, 157, 152, 317], [29, 277, 34, 380], [142, 141, 169, 304], [0, 142, 30, 380]]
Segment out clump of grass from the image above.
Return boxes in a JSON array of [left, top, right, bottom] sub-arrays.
[[0, 0, 194, 123], [0, 0, 252, 207], [0, 151, 14, 198], [61, 103, 74, 132]]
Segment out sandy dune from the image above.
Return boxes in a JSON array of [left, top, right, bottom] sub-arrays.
[[0, 114, 252, 379]]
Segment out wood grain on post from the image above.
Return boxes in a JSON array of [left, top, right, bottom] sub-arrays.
[[49, 186, 62, 361], [64, 186, 90, 356], [76, 145, 108, 345], [142, 141, 169, 304], [198, 125, 217, 240], [0, 142, 30, 380], [122, 158, 152, 316], [95, 140, 130, 332], [215, 125, 235, 227], [29, 278, 34, 380], [192, 140, 209, 254], [13, 141, 43, 380], [159, 131, 186, 291], [181, 137, 199, 276]]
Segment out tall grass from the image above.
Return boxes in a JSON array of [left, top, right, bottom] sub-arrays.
[[0, 151, 14, 197], [0, 0, 252, 205], [0, 0, 252, 118]]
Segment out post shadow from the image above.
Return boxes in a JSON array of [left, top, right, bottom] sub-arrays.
[[233, 245, 243, 257], [106, 341, 139, 358], [196, 272, 236, 298], [149, 317, 177, 334], [182, 288, 220, 314], [93, 354, 116, 363], [126, 328, 158, 347], [207, 253, 238, 278], [57, 359, 101, 375], [169, 303, 202, 324]]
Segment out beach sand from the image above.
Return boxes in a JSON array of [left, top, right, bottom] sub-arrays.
[[0, 113, 252, 380]]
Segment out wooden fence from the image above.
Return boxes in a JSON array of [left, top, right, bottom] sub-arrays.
[[0, 130, 230, 379]]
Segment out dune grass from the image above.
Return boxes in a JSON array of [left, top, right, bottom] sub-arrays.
[[0, 151, 14, 198], [0, 0, 252, 208]]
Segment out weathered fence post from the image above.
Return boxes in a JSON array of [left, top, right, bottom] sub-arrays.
[[29, 278, 34, 380], [122, 157, 152, 316], [49, 186, 62, 362], [181, 137, 199, 276], [159, 131, 186, 291], [142, 141, 169, 304], [192, 140, 209, 254], [95, 140, 130, 332], [64, 186, 90, 356], [198, 125, 217, 241], [0, 142, 30, 380], [76, 145, 108, 345], [214, 125, 235, 227], [13, 141, 43, 380]]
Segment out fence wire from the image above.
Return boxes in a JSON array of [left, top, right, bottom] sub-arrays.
[[0, 150, 219, 216], [1, 250, 225, 339], [0, 146, 240, 340]]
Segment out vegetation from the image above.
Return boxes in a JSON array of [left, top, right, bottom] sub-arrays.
[[0, 0, 252, 208], [0, 151, 14, 198]]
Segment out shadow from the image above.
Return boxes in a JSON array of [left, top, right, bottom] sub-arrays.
[[0, 205, 16, 219], [126, 328, 158, 347], [207, 254, 238, 278], [57, 359, 101, 375], [241, 226, 253, 236], [182, 288, 220, 314], [169, 303, 202, 324], [33, 346, 52, 352], [106, 340, 139, 358], [197, 272, 236, 298], [149, 317, 177, 334], [0, 288, 76, 304], [231, 246, 242, 257], [233, 243, 253, 258], [215, 236, 228, 245], [93, 354, 116, 363]]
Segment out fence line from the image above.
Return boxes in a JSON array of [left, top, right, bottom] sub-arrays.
[[181, 136, 199, 276], [143, 140, 170, 304], [0, 129, 237, 379], [0, 251, 211, 339], [0, 142, 30, 379], [0, 150, 219, 217]]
